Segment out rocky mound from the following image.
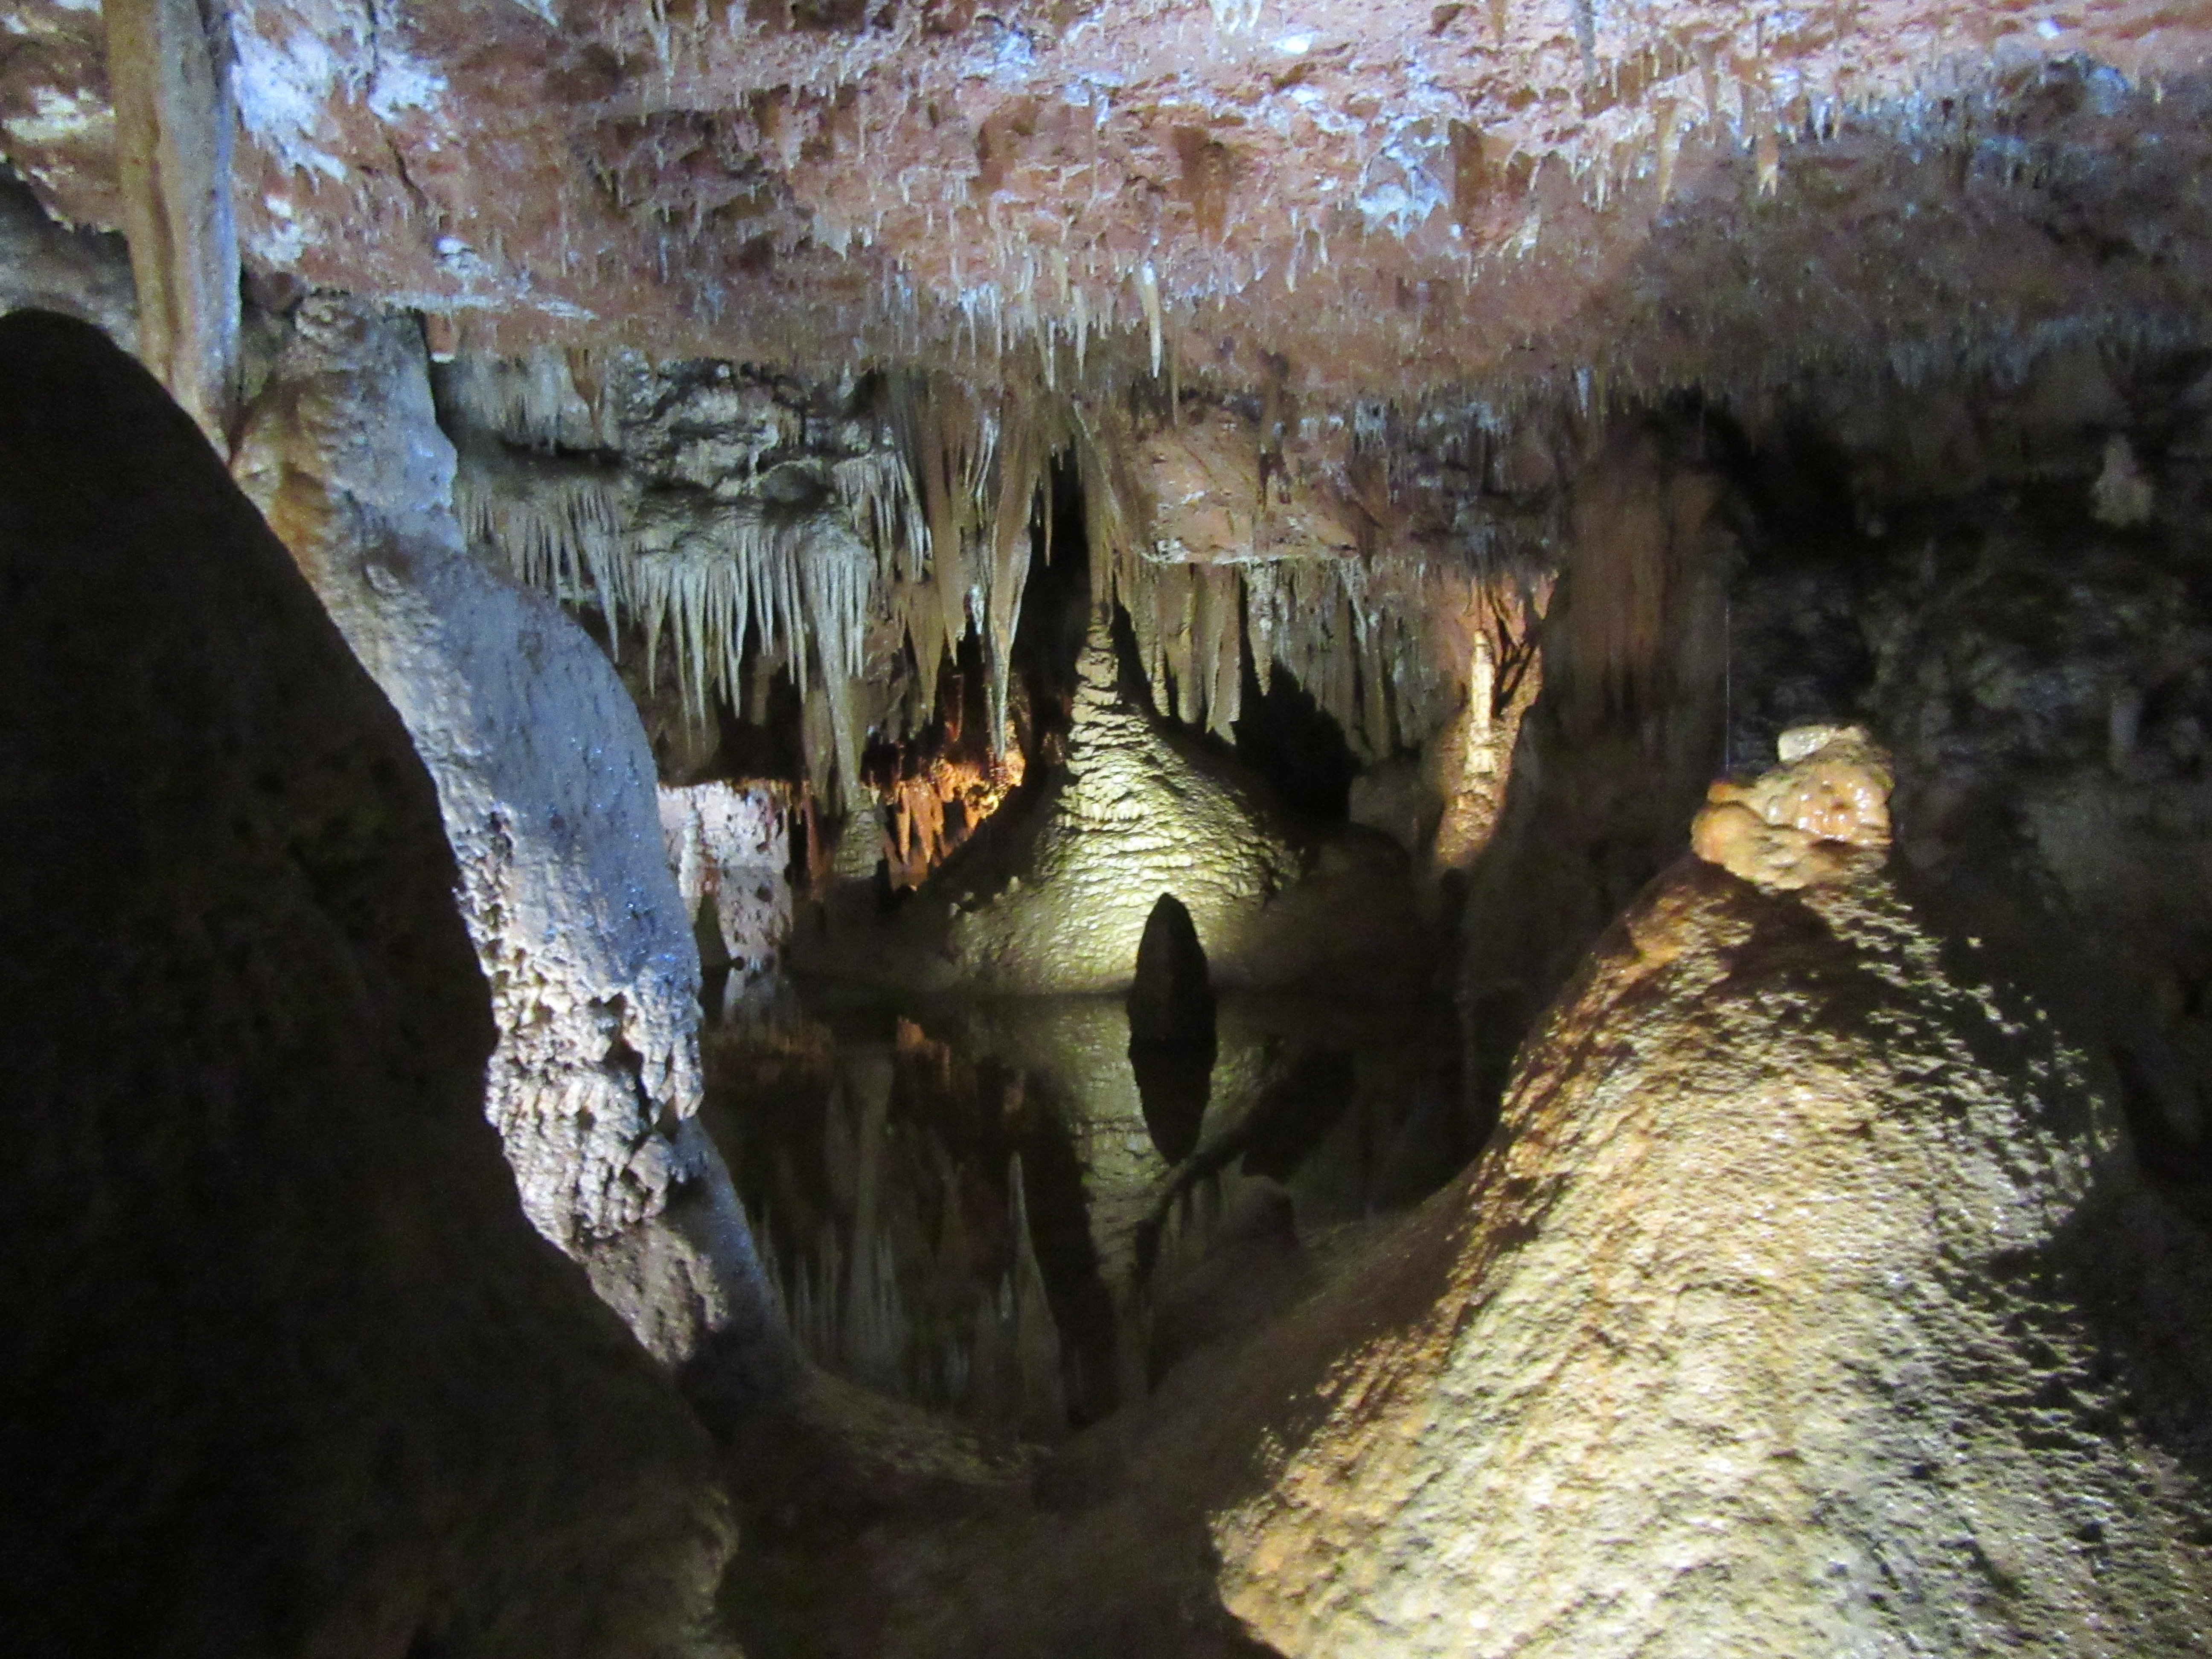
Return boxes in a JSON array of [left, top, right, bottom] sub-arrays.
[[1215, 736, 2212, 1657], [0, 310, 737, 1659]]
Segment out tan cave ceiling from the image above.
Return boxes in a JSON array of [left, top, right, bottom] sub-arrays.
[[7, 0, 2212, 408]]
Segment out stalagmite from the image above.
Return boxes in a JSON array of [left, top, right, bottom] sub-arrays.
[[0, 307, 736, 1659], [1219, 742, 2212, 1658], [661, 780, 794, 994]]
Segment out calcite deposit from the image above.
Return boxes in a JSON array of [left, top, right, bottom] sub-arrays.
[[1690, 721, 1893, 889], [1217, 837, 2210, 1657], [234, 294, 787, 1376]]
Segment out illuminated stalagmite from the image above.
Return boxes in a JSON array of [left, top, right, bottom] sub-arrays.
[[235, 298, 786, 1375], [1215, 733, 2212, 1657]]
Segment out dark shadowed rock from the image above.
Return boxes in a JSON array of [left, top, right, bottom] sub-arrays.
[[0, 310, 736, 1659], [1128, 892, 1219, 1048], [1129, 891, 1218, 1164]]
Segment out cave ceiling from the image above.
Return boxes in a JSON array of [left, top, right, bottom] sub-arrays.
[[6, 0, 2212, 408]]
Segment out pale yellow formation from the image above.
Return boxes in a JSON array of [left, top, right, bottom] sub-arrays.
[[1216, 845, 2212, 1656], [937, 620, 1298, 994]]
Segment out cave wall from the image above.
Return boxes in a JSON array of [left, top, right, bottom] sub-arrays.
[[1714, 342, 2212, 1193], [0, 309, 737, 1658], [1459, 416, 1735, 1112]]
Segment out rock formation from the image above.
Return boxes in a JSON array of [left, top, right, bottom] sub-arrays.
[[232, 295, 786, 1377], [1460, 420, 1735, 1105], [1690, 722, 1895, 890], [0, 309, 736, 1658], [1216, 736, 2212, 1657], [13, 0, 2212, 1647]]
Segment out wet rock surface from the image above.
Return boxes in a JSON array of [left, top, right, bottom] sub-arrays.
[[0, 310, 738, 1658]]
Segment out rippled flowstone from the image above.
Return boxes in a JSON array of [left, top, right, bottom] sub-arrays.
[[1214, 740, 2212, 1657]]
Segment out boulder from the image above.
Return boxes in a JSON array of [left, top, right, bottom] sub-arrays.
[[0, 310, 736, 1659]]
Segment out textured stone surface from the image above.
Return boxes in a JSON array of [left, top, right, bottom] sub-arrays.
[[1461, 419, 1733, 1103], [1691, 722, 1893, 890], [0, 308, 736, 1658], [6, 0, 2211, 414], [797, 618, 1294, 992], [1218, 843, 2212, 1656], [233, 295, 787, 1375], [0, 173, 134, 346]]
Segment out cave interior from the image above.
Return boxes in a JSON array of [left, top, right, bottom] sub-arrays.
[[12, 0, 2212, 1653]]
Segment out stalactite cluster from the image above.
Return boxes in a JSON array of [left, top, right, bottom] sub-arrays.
[[712, 1017, 1070, 1438], [448, 348, 1513, 809]]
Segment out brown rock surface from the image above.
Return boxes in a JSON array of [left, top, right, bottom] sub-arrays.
[[1216, 851, 2212, 1656], [2, 0, 2209, 408], [0, 309, 736, 1658], [1691, 722, 1893, 890]]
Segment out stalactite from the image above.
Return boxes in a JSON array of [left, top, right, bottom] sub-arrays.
[[1008, 1152, 1066, 1439], [440, 347, 623, 451], [798, 515, 876, 810], [450, 357, 1504, 811], [454, 444, 632, 637], [1139, 262, 1164, 378], [984, 391, 1048, 754], [832, 448, 929, 585]]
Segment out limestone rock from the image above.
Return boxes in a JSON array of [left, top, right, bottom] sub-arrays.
[[233, 296, 786, 1377], [1461, 422, 1733, 1103], [1216, 853, 2212, 1656], [0, 309, 736, 1658], [0, 173, 135, 349], [1691, 723, 1894, 891], [942, 622, 1298, 991]]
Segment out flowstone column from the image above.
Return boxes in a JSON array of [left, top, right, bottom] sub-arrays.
[[236, 297, 788, 1385], [104, 0, 240, 447]]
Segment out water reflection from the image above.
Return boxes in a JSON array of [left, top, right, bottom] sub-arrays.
[[701, 982, 1459, 1439]]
